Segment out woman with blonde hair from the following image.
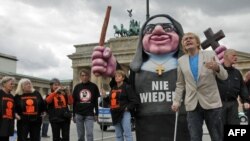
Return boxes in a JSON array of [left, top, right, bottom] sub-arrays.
[[101, 70, 139, 141], [14, 78, 46, 141], [0, 76, 16, 141]]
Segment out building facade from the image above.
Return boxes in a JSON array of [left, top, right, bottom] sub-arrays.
[[0, 52, 17, 73], [0, 52, 72, 96]]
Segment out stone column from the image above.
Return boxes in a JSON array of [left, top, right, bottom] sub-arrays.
[[73, 67, 79, 87]]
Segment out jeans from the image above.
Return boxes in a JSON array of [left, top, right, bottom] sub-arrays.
[[114, 111, 133, 141], [75, 114, 94, 141], [41, 123, 49, 136], [187, 104, 222, 141]]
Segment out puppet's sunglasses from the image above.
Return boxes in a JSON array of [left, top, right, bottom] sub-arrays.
[[144, 23, 176, 34]]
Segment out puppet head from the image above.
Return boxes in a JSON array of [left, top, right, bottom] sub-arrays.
[[130, 14, 184, 72]]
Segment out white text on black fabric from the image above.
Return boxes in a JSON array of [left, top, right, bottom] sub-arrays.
[[140, 81, 175, 103]]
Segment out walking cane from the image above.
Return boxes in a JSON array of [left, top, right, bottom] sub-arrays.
[[173, 111, 179, 141], [98, 6, 111, 141]]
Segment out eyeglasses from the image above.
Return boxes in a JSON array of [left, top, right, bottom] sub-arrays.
[[143, 23, 176, 34]]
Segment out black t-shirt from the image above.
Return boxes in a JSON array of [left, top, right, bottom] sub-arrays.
[[0, 89, 15, 136], [73, 81, 100, 116], [14, 91, 46, 122]]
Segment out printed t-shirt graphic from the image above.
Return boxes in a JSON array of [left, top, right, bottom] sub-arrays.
[[53, 95, 67, 108], [110, 89, 122, 109], [79, 89, 92, 103], [21, 96, 38, 115], [2, 97, 14, 119]]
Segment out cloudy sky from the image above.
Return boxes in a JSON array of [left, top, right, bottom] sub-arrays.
[[1, 0, 250, 80]]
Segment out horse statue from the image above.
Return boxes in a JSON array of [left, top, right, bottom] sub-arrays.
[[128, 19, 140, 36], [113, 24, 129, 37], [113, 15, 140, 37], [113, 25, 122, 37], [120, 24, 128, 37]]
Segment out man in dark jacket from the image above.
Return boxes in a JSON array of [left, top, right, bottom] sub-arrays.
[[217, 49, 250, 125], [244, 71, 250, 121]]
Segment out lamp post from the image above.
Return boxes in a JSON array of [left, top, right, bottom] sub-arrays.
[[146, 0, 150, 20]]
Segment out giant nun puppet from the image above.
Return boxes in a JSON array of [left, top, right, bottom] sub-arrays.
[[92, 14, 225, 140], [92, 14, 190, 141]]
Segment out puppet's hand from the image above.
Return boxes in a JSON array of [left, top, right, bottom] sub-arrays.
[[91, 46, 117, 77], [215, 45, 227, 64]]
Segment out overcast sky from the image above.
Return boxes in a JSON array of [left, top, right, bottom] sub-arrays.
[[1, 0, 250, 80]]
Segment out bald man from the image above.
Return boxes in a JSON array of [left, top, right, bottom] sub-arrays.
[[216, 49, 250, 126]]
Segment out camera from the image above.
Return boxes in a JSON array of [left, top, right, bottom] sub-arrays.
[[57, 88, 66, 94]]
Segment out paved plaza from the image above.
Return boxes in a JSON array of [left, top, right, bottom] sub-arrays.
[[39, 121, 211, 141], [11, 118, 248, 141]]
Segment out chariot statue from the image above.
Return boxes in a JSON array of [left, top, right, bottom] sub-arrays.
[[113, 9, 140, 37]]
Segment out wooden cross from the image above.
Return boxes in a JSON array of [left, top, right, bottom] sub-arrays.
[[201, 27, 225, 50], [156, 65, 165, 76]]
